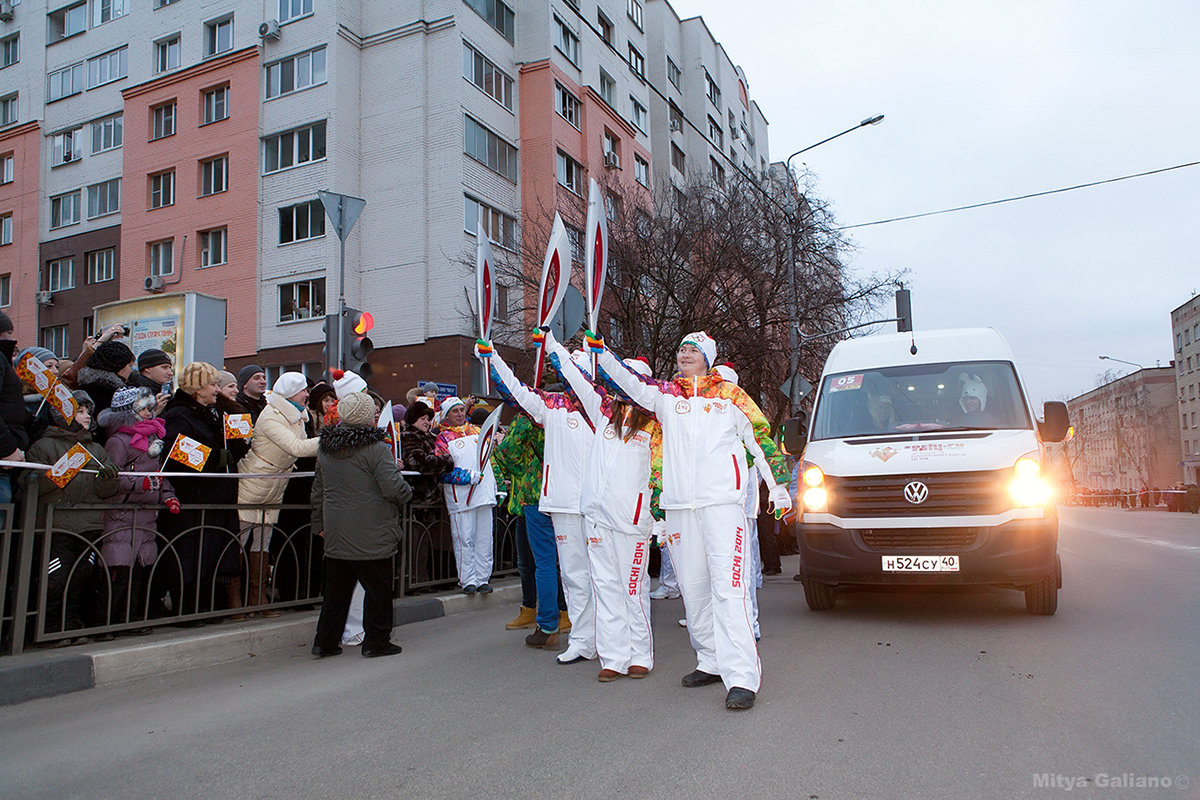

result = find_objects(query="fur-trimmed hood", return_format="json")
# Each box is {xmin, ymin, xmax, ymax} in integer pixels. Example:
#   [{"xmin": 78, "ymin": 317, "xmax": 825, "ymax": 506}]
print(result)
[
  {"xmin": 98, "ymin": 407, "xmax": 141, "ymax": 434},
  {"xmin": 319, "ymin": 424, "xmax": 387, "ymax": 457},
  {"xmin": 77, "ymin": 365, "xmax": 128, "ymax": 391}
]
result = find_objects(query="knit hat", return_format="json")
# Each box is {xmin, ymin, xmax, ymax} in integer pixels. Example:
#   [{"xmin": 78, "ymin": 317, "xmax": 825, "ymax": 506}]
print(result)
[
  {"xmin": 179, "ymin": 362, "xmax": 219, "ymax": 395},
  {"xmin": 624, "ymin": 357, "xmax": 653, "ymax": 378},
  {"xmin": 330, "ymin": 369, "xmax": 368, "ymax": 399},
  {"xmin": 440, "ymin": 396, "xmax": 465, "ymax": 416},
  {"xmin": 404, "ymin": 401, "xmax": 435, "ymax": 427},
  {"xmin": 419, "ymin": 381, "xmax": 440, "ymax": 397},
  {"xmin": 51, "ymin": 390, "xmax": 95, "ymax": 429},
  {"xmin": 392, "ymin": 404, "xmax": 406, "ymax": 423},
  {"xmin": 0, "ymin": 311, "xmax": 11, "ymax": 335},
  {"xmin": 680, "ymin": 331, "xmax": 717, "ymax": 367},
  {"xmin": 88, "ymin": 340, "xmax": 135, "ymax": 373},
  {"xmin": 959, "ymin": 373, "xmax": 987, "ymax": 412},
  {"xmin": 17, "ymin": 346, "xmax": 59, "ymax": 366},
  {"xmin": 237, "ymin": 364, "xmax": 265, "ymax": 390},
  {"xmin": 216, "ymin": 370, "xmax": 237, "ymax": 390},
  {"xmin": 715, "ymin": 363, "xmax": 739, "ymax": 385},
  {"xmin": 111, "ymin": 386, "xmax": 154, "ymax": 413},
  {"xmin": 272, "ymin": 371, "xmax": 308, "ymax": 399},
  {"xmin": 307, "ymin": 382, "xmax": 336, "ymax": 413},
  {"xmin": 338, "ymin": 392, "xmax": 376, "ymax": 426},
  {"xmin": 137, "ymin": 348, "xmax": 172, "ymax": 371}
]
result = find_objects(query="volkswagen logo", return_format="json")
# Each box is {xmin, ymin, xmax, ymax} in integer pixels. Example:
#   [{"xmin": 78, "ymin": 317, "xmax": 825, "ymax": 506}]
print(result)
[{"xmin": 904, "ymin": 481, "xmax": 929, "ymax": 505}]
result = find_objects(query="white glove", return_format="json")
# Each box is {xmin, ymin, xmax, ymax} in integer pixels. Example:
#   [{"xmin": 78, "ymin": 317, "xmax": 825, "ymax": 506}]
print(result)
[
  {"xmin": 470, "ymin": 469, "xmax": 483, "ymax": 485},
  {"xmin": 768, "ymin": 484, "xmax": 792, "ymax": 512}
]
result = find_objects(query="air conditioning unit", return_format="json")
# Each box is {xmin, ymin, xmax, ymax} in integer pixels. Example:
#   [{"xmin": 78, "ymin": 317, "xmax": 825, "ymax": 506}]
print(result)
[
  {"xmin": 0, "ymin": 1, "xmax": 14, "ymax": 22},
  {"xmin": 35, "ymin": 290, "xmax": 53, "ymax": 306},
  {"xmin": 258, "ymin": 19, "xmax": 280, "ymax": 40},
  {"xmin": 144, "ymin": 275, "xmax": 165, "ymax": 293},
  {"xmin": 668, "ymin": 119, "xmax": 682, "ymax": 132},
  {"xmin": 603, "ymin": 151, "xmax": 620, "ymax": 169},
  {"xmin": 730, "ymin": 127, "xmax": 740, "ymax": 140}
]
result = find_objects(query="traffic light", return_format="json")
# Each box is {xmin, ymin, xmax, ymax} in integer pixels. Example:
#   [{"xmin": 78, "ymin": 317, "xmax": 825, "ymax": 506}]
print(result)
[
  {"xmin": 322, "ymin": 313, "xmax": 338, "ymax": 374},
  {"xmin": 343, "ymin": 307, "xmax": 374, "ymax": 378},
  {"xmin": 895, "ymin": 288, "xmax": 913, "ymax": 333}
]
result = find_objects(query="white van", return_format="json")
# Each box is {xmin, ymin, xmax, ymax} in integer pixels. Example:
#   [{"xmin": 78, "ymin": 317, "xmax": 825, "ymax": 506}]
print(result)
[{"xmin": 787, "ymin": 328, "xmax": 1069, "ymax": 614}]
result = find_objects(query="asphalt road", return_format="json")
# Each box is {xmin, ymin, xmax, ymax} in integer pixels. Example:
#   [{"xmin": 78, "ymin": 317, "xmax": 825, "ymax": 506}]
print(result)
[{"xmin": 1, "ymin": 507, "xmax": 1197, "ymax": 799}]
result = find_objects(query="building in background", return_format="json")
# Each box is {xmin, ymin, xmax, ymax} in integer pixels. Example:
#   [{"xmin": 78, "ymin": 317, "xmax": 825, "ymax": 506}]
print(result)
[{"xmin": 1170, "ymin": 294, "xmax": 1200, "ymax": 484}]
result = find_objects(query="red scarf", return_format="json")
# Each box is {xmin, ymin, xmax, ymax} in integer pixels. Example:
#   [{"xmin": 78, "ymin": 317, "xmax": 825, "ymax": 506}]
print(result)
[{"xmin": 119, "ymin": 418, "xmax": 166, "ymax": 453}]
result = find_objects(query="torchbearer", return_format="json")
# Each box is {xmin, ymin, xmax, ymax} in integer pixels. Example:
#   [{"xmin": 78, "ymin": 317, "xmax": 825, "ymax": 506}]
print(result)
[{"xmin": 434, "ymin": 396, "xmax": 499, "ymax": 594}]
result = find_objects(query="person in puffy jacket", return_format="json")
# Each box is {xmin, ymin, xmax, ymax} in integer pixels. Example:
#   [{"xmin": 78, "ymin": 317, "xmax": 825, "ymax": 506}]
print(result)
[{"xmin": 434, "ymin": 396, "xmax": 499, "ymax": 595}]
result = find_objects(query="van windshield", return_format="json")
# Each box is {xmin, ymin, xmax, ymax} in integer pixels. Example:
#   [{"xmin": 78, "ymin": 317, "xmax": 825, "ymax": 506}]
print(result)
[{"xmin": 811, "ymin": 360, "xmax": 1032, "ymax": 440}]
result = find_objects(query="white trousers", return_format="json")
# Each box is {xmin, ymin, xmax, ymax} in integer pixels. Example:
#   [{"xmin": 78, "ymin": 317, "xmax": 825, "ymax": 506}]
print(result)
[
  {"xmin": 449, "ymin": 506, "xmax": 494, "ymax": 588},
  {"xmin": 550, "ymin": 512, "xmax": 595, "ymax": 657},
  {"xmin": 341, "ymin": 582, "xmax": 365, "ymax": 646},
  {"xmin": 666, "ymin": 505, "xmax": 761, "ymax": 692},
  {"xmin": 586, "ymin": 519, "xmax": 653, "ymax": 673}
]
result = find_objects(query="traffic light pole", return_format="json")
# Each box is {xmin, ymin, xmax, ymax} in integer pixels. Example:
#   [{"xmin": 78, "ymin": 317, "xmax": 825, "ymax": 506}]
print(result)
[
  {"xmin": 338, "ymin": 234, "xmax": 346, "ymax": 370},
  {"xmin": 317, "ymin": 191, "xmax": 367, "ymax": 372}
]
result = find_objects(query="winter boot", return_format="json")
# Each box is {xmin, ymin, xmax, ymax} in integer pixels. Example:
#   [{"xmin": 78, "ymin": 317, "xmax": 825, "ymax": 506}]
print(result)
[
  {"xmin": 505, "ymin": 606, "xmax": 538, "ymax": 630},
  {"xmin": 248, "ymin": 552, "xmax": 281, "ymax": 618},
  {"xmin": 558, "ymin": 610, "xmax": 572, "ymax": 634},
  {"xmin": 224, "ymin": 576, "xmax": 246, "ymax": 622}
]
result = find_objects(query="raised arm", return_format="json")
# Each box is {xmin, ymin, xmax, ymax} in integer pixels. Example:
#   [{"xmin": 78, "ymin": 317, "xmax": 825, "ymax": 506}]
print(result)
[
  {"xmin": 485, "ymin": 346, "xmax": 549, "ymax": 426},
  {"xmin": 544, "ymin": 331, "xmax": 604, "ymax": 427},
  {"xmin": 595, "ymin": 344, "xmax": 664, "ymax": 413}
]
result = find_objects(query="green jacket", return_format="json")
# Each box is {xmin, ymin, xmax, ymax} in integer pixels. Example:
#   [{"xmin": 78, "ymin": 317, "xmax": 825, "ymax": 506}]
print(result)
[
  {"xmin": 491, "ymin": 415, "xmax": 544, "ymax": 515},
  {"xmin": 26, "ymin": 425, "xmax": 120, "ymax": 534}
]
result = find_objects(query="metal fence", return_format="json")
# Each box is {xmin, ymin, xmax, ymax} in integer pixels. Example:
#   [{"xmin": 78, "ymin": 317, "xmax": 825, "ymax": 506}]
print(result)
[{"xmin": 0, "ymin": 481, "xmax": 518, "ymax": 656}]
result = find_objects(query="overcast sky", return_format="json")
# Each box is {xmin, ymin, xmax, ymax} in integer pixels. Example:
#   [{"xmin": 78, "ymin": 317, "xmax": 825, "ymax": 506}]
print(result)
[{"xmin": 677, "ymin": 0, "xmax": 1199, "ymax": 404}]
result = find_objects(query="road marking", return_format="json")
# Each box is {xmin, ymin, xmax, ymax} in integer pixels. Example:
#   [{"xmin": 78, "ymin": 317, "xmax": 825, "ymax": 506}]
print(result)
[{"xmin": 1072, "ymin": 524, "xmax": 1200, "ymax": 553}]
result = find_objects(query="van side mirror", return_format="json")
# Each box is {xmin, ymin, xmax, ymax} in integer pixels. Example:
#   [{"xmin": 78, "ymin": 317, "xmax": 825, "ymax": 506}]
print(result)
[
  {"xmin": 1039, "ymin": 401, "xmax": 1069, "ymax": 443},
  {"xmin": 782, "ymin": 413, "xmax": 808, "ymax": 455}
]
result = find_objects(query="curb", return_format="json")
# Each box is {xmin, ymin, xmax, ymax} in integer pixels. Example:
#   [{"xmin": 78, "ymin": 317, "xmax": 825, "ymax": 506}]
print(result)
[{"xmin": 0, "ymin": 582, "xmax": 521, "ymax": 707}]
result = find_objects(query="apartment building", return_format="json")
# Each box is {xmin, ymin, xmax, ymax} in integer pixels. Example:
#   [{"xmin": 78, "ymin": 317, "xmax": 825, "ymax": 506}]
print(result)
[{"xmin": 1170, "ymin": 294, "xmax": 1200, "ymax": 484}]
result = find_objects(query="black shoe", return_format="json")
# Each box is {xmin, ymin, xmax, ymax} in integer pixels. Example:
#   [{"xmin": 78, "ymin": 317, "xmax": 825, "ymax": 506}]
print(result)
[
  {"xmin": 477, "ymin": 583, "xmax": 493, "ymax": 594},
  {"xmin": 681, "ymin": 669, "xmax": 722, "ymax": 688},
  {"xmin": 725, "ymin": 687, "xmax": 756, "ymax": 709},
  {"xmin": 525, "ymin": 628, "xmax": 560, "ymax": 650},
  {"xmin": 764, "ymin": 567, "xmax": 782, "ymax": 576},
  {"xmin": 362, "ymin": 642, "xmax": 403, "ymax": 657},
  {"xmin": 462, "ymin": 585, "xmax": 477, "ymax": 595},
  {"xmin": 311, "ymin": 645, "xmax": 343, "ymax": 658}
]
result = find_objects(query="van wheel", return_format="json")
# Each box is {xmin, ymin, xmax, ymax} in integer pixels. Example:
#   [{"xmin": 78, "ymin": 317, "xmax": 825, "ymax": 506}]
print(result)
[
  {"xmin": 1024, "ymin": 578, "xmax": 1057, "ymax": 615},
  {"xmin": 802, "ymin": 579, "xmax": 836, "ymax": 611}
]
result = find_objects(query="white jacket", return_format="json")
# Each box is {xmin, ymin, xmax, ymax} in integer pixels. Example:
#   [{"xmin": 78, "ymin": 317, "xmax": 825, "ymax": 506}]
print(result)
[
  {"xmin": 237, "ymin": 391, "xmax": 319, "ymax": 524},
  {"xmin": 490, "ymin": 350, "xmax": 592, "ymax": 515},
  {"xmin": 436, "ymin": 425, "xmax": 497, "ymax": 513}
]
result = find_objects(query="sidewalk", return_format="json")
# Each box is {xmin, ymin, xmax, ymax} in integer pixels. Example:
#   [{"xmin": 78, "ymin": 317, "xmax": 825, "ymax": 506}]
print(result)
[{"xmin": 0, "ymin": 581, "xmax": 520, "ymax": 707}]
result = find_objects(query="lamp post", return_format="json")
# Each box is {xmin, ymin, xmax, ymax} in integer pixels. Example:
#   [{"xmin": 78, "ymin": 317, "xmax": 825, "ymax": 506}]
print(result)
[{"xmin": 1099, "ymin": 355, "xmax": 1153, "ymax": 488}]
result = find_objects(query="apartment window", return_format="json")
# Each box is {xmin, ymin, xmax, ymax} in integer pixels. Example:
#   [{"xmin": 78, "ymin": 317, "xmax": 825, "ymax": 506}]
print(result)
[
  {"xmin": 630, "ymin": 97, "xmax": 646, "ymax": 131},
  {"xmin": 152, "ymin": 102, "xmax": 176, "ymax": 139},
  {"xmin": 627, "ymin": 43, "xmax": 644, "ymax": 78},
  {"xmin": 88, "ymin": 47, "xmax": 128, "ymax": 88},
  {"xmin": 279, "ymin": 199, "xmax": 325, "ymax": 244},
  {"xmin": 200, "ymin": 228, "xmax": 227, "ymax": 267},
  {"xmin": 48, "ymin": 2, "xmax": 87, "ymax": 40},
  {"xmin": 149, "ymin": 240, "xmax": 173, "ymax": 276},
  {"xmin": 265, "ymin": 47, "xmax": 327, "ymax": 99},
  {"xmin": 462, "ymin": 42, "xmax": 514, "ymax": 111},
  {"xmin": 1, "ymin": 34, "xmax": 18, "ymax": 68},
  {"xmin": 92, "ymin": 0, "xmax": 128, "ymax": 26},
  {"xmin": 668, "ymin": 101, "xmax": 683, "ymax": 132},
  {"xmin": 565, "ymin": 224, "xmax": 582, "ymax": 265},
  {"xmin": 149, "ymin": 170, "xmax": 174, "ymax": 208},
  {"xmin": 599, "ymin": 69, "xmax": 615, "ymax": 105},
  {"xmin": 279, "ymin": 0, "xmax": 313, "ymax": 23},
  {"xmin": 634, "ymin": 154, "xmax": 649, "ymax": 187},
  {"xmin": 555, "ymin": 17, "xmax": 579, "ymax": 65},
  {"xmin": 464, "ymin": 116, "xmax": 518, "ymax": 182},
  {"xmin": 1, "ymin": 153, "xmax": 11, "ymax": 183},
  {"xmin": 670, "ymin": 143, "xmax": 685, "ymax": 173},
  {"xmin": 708, "ymin": 116, "xmax": 723, "ymax": 149},
  {"xmin": 279, "ymin": 278, "xmax": 325, "ymax": 322},
  {"xmin": 597, "ymin": 11, "xmax": 613, "ymax": 44},
  {"xmin": 556, "ymin": 82, "xmax": 580, "ymax": 128},
  {"xmin": 201, "ymin": 85, "xmax": 229, "ymax": 124},
  {"xmin": 462, "ymin": 0, "xmax": 515, "ymax": 44},
  {"xmin": 200, "ymin": 156, "xmax": 228, "ymax": 195},
  {"xmin": 667, "ymin": 57, "xmax": 681, "ymax": 90},
  {"xmin": 706, "ymin": 71, "xmax": 721, "ymax": 107},
  {"xmin": 0, "ymin": 214, "xmax": 10, "ymax": 245},
  {"xmin": 627, "ymin": 0, "xmax": 643, "ymax": 30},
  {"xmin": 710, "ymin": 156, "xmax": 725, "ymax": 184},
  {"xmin": 82, "ymin": 316, "xmax": 95, "ymax": 339},
  {"xmin": 605, "ymin": 191, "xmax": 621, "ymax": 222},
  {"xmin": 50, "ymin": 191, "xmax": 81, "ymax": 229},
  {"xmin": 91, "ymin": 114, "xmax": 122, "ymax": 153},
  {"xmin": 52, "ymin": 127, "xmax": 83, "ymax": 165},
  {"xmin": 263, "ymin": 120, "xmax": 326, "ymax": 173},
  {"xmin": 0, "ymin": 274, "xmax": 8, "ymax": 306},
  {"xmin": 556, "ymin": 150, "xmax": 582, "ymax": 195},
  {"xmin": 205, "ymin": 16, "xmax": 233, "ymax": 57},
  {"xmin": 48, "ymin": 63, "xmax": 84, "ymax": 102},
  {"xmin": 41, "ymin": 326, "xmax": 70, "ymax": 359},
  {"xmin": 464, "ymin": 195, "xmax": 517, "ymax": 250},
  {"xmin": 0, "ymin": 94, "xmax": 16, "ymax": 126},
  {"xmin": 155, "ymin": 35, "xmax": 180, "ymax": 73},
  {"xmin": 87, "ymin": 248, "xmax": 115, "ymax": 283},
  {"xmin": 604, "ymin": 131, "xmax": 620, "ymax": 160},
  {"xmin": 47, "ymin": 257, "xmax": 75, "ymax": 291},
  {"xmin": 156, "ymin": 0, "xmax": 181, "ymax": 6},
  {"xmin": 496, "ymin": 285, "xmax": 509, "ymax": 322},
  {"xmin": 86, "ymin": 177, "xmax": 120, "ymax": 217}
]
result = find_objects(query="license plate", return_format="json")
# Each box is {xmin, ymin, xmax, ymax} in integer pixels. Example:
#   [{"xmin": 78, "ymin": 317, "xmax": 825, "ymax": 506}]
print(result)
[{"xmin": 881, "ymin": 555, "xmax": 960, "ymax": 572}]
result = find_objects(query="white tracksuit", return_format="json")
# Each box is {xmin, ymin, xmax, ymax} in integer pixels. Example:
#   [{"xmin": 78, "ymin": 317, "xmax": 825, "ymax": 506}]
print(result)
[
  {"xmin": 437, "ymin": 425, "xmax": 498, "ymax": 589},
  {"xmin": 548, "ymin": 337, "xmax": 654, "ymax": 674},
  {"xmin": 599, "ymin": 349, "xmax": 785, "ymax": 692},
  {"xmin": 491, "ymin": 352, "xmax": 596, "ymax": 658}
]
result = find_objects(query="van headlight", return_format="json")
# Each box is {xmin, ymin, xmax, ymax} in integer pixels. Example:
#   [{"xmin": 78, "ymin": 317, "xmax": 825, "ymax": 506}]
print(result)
[
  {"xmin": 1009, "ymin": 454, "xmax": 1053, "ymax": 507},
  {"xmin": 801, "ymin": 463, "xmax": 827, "ymax": 512}
]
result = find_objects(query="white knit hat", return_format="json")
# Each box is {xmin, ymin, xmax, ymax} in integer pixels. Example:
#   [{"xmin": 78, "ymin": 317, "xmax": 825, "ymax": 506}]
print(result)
[
  {"xmin": 331, "ymin": 369, "xmax": 368, "ymax": 399},
  {"xmin": 440, "ymin": 396, "xmax": 465, "ymax": 416},
  {"xmin": 680, "ymin": 331, "xmax": 717, "ymax": 367},
  {"xmin": 272, "ymin": 371, "xmax": 308, "ymax": 399},
  {"xmin": 714, "ymin": 364, "xmax": 739, "ymax": 385}
]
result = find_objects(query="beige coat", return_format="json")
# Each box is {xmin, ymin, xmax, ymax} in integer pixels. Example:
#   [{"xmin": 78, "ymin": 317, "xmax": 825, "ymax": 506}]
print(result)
[{"xmin": 238, "ymin": 391, "xmax": 320, "ymax": 525}]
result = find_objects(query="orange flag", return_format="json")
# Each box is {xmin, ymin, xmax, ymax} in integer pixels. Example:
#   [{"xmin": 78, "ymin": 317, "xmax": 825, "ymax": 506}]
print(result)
[
  {"xmin": 223, "ymin": 413, "xmax": 253, "ymax": 440},
  {"xmin": 17, "ymin": 353, "xmax": 78, "ymax": 420},
  {"xmin": 46, "ymin": 443, "xmax": 93, "ymax": 489},
  {"xmin": 167, "ymin": 434, "xmax": 212, "ymax": 471}
]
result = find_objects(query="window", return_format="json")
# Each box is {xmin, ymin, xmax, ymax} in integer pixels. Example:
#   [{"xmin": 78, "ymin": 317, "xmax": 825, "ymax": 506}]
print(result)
[
  {"xmin": 50, "ymin": 191, "xmax": 81, "ymax": 228},
  {"xmin": 279, "ymin": 0, "xmax": 313, "ymax": 23},
  {"xmin": 605, "ymin": 191, "xmax": 621, "ymax": 222},
  {"xmin": 464, "ymin": 115, "xmax": 518, "ymax": 182},
  {"xmin": 149, "ymin": 240, "xmax": 173, "ymax": 276},
  {"xmin": 279, "ymin": 278, "xmax": 325, "ymax": 322},
  {"xmin": 708, "ymin": 116, "xmax": 722, "ymax": 148},
  {"xmin": 52, "ymin": 127, "xmax": 83, "ymax": 165},
  {"xmin": 1, "ymin": 153, "xmax": 11, "ymax": 183},
  {"xmin": 201, "ymin": 85, "xmax": 229, "ymax": 124},
  {"xmin": 156, "ymin": 0, "xmax": 181, "ymax": 6},
  {"xmin": 48, "ymin": 2, "xmax": 87, "ymax": 40},
  {"xmin": 599, "ymin": 69, "xmax": 615, "ymax": 105},
  {"xmin": 152, "ymin": 102, "xmax": 176, "ymax": 139},
  {"xmin": 155, "ymin": 35, "xmax": 180, "ymax": 73},
  {"xmin": 597, "ymin": 11, "xmax": 613, "ymax": 44},
  {"xmin": 627, "ymin": 0, "xmax": 643, "ymax": 30},
  {"xmin": 265, "ymin": 47, "xmax": 327, "ymax": 98},
  {"xmin": 92, "ymin": 0, "xmax": 128, "ymax": 27},
  {"xmin": 634, "ymin": 154, "xmax": 649, "ymax": 187},
  {"xmin": 555, "ymin": 17, "xmax": 579, "ymax": 65},
  {"xmin": 86, "ymin": 177, "xmax": 120, "ymax": 217},
  {"xmin": 82, "ymin": 316, "xmax": 95, "ymax": 339},
  {"xmin": 604, "ymin": 130, "xmax": 620, "ymax": 160},
  {"xmin": 627, "ymin": 43, "xmax": 644, "ymax": 78},
  {"xmin": 670, "ymin": 143, "xmax": 685, "ymax": 173},
  {"xmin": 464, "ymin": 195, "xmax": 517, "ymax": 250},
  {"xmin": 630, "ymin": 96, "xmax": 646, "ymax": 131},
  {"xmin": 710, "ymin": 156, "xmax": 724, "ymax": 184},
  {"xmin": 463, "ymin": 0, "xmax": 514, "ymax": 43},
  {"xmin": 0, "ymin": 94, "xmax": 15, "ymax": 126},
  {"xmin": 200, "ymin": 228, "xmax": 227, "ymax": 267},
  {"xmin": 48, "ymin": 63, "xmax": 84, "ymax": 102},
  {"xmin": 88, "ymin": 47, "xmax": 128, "ymax": 87},
  {"xmin": 667, "ymin": 57, "xmax": 681, "ymax": 90},
  {"xmin": 41, "ymin": 326, "xmax": 70, "ymax": 359},
  {"xmin": 1, "ymin": 34, "xmax": 18, "ymax": 68},
  {"xmin": 47, "ymin": 257, "xmax": 75, "ymax": 291},
  {"xmin": 462, "ymin": 42, "xmax": 514, "ymax": 111},
  {"xmin": 0, "ymin": 214, "xmax": 10, "ymax": 245},
  {"xmin": 263, "ymin": 120, "xmax": 326, "ymax": 173},
  {"xmin": 0, "ymin": 274, "xmax": 8, "ymax": 306},
  {"xmin": 556, "ymin": 150, "xmax": 582, "ymax": 195},
  {"xmin": 565, "ymin": 224, "xmax": 585, "ymax": 265},
  {"xmin": 149, "ymin": 170, "xmax": 174, "ymax": 208},
  {"xmin": 668, "ymin": 101, "xmax": 683, "ymax": 132},
  {"xmin": 496, "ymin": 285, "xmax": 509, "ymax": 322},
  {"xmin": 706, "ymin": 71, "xmax": 721, "ymax": 107},
  {"xmin": 87, "ymin": 248, "xmax": 115, "ymax": 282},
  {"xmin": 556, "ymin": 82, "xmax": 580, "ymax": 128},
  {"xmin": 200, "ymin": 156, "xmax": 227, "ymax": 195},
  {"xmin": 205, "ymin": 16, "xmax": 233, "ymax": 57},
  {"xmin": 279, "ymin": 199, "xmax": 325, "ymax": 244},
  {"xmin": 91, "ymin": 114, "xmax": 122, "ymax": 153}
]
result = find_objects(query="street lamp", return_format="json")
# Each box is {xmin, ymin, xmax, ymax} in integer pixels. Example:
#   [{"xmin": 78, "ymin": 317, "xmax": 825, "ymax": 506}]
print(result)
[{"xmin": 1099, "ymin": 355, "xmax": 1153, "ymax": 489}]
